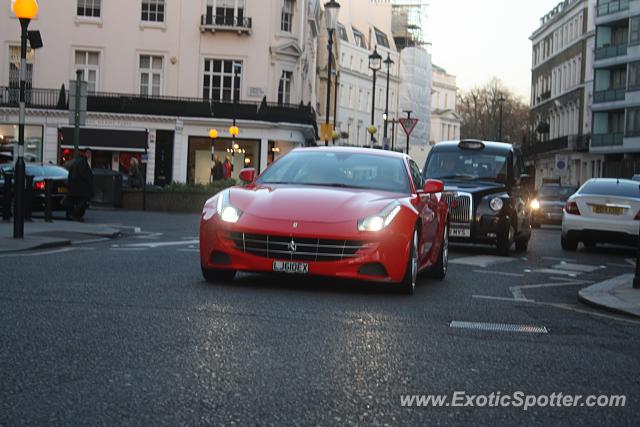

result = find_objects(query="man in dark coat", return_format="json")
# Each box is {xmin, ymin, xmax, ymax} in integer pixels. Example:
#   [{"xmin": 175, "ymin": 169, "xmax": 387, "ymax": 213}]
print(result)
[{"xmin": 65, "ymin": 150, "xmax": 93, "ymax": 220}]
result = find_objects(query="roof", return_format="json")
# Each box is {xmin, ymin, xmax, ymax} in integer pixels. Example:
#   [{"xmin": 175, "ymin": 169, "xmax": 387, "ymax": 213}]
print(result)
[
  {"xmin": 432, "ymin": 140, "xmax": 514, "ymax": 152},
  {"xmin": 294, "ymin": 146, "xmax": 408, "ymax": 160}
]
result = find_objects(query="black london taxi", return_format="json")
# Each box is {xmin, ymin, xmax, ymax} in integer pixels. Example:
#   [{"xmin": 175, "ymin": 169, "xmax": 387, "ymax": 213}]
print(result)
[{"xmin": 422, "ymin": 140, "xmax": 533, "ymax": 256}]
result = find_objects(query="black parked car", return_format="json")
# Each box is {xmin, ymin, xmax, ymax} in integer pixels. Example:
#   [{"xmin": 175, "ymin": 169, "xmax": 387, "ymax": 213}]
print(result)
[
  {"xmin": 530, "ymin": 184, "xmax": 578, "ymax": 227},
  {"xmin": 0, "ymin": 163, "xmax": 70, "ymax": 211},
  {"xmin": 423, "ymin": 140, "xmax": 533, "ymax": 255}
]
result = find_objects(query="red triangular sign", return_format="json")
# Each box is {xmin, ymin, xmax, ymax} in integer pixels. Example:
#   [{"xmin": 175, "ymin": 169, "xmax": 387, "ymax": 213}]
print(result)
[{"xmin": 399, "ymin": 118, "xmax": 419, "ymax": 136}]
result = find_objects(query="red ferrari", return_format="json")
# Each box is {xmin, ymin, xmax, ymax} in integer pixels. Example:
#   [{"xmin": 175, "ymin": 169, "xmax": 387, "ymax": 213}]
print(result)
[{"xmin": 200, "ymin": 147, "xmax": 449, "ymax": 294}]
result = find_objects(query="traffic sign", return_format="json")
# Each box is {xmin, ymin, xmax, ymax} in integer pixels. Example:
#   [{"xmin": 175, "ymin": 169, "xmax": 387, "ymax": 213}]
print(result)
[{"xmin": 399, "ymin": 118, "xmax": 419, "ymax": 136}]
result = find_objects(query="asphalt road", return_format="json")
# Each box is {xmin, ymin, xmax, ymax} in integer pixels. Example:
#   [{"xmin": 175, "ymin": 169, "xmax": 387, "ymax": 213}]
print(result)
[{"xmin": 1, "ymin": 209, "xmax": 639, "ymax": 425}]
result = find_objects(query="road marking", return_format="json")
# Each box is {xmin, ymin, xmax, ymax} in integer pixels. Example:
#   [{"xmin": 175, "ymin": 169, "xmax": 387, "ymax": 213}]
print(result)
[
  {"xmin": 626, "ymin": 258, "xmax": 636, "ymax": 266},
  {"xmin": 120, "ymin": 240, "xmax": 199, "ymax": 249},
  {"xmin": 607, "ymin": 263, "xmax": 634, "ymax": 268},
  {"xmin": 472, "ymin": 294, "xmax": 640, "ymax": 325},
  {"xmin": 177, "ymin": 249, "xmax": 200, "ymax": 252},
  {"xmin": 450, "ymin": 255, "xmax": 516, "ymax": 268},
  {"xmin": 72, "ymin": 237, "xmax": 111, "ymax": 245},
  {"xmin": 552, "ymin": 263, "xmax": 603, "ymax": 273},
  {"xmin": 0, "ymin": 247, "xmax": 75, "ymax": 258},
  {"xmin": 472, "ymin": 270, "xmax": 524, "ymax": 277},
  {"xmin": 133, "ymin": 232, "xmax": 163, "ymax": 240},
  {"xmin": 543, "ymin": 256, "xmax": 576, "ymax": 262},
  {"xmin": 110, "ymin": 247, "xmax": 148, "ymax": 251},
  {"xmin": 532, "ymin": 268, "xmax": 578, "ymax": 277}
]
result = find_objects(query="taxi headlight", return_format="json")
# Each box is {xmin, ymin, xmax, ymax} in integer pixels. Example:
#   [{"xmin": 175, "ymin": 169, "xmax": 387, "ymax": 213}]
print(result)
[{"xmin": 489, "ymin": 197, "xmax": 504, "ymax": 212}]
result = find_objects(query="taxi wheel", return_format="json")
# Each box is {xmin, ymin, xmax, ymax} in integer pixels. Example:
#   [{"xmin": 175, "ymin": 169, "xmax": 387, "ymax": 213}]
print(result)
[
  {"xmin": 202, "ymin": 267, "xmax": 236, "ymax": 283},
  {"xmin": 497, "ymin": 225, "xmax": 513, "ymax": 257}
]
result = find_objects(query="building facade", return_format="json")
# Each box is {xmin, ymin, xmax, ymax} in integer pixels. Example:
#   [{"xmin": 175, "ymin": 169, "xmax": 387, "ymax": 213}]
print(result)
[
  {"xmin": 0, "ymin": 0, "xmax": 319, "ymax": 184},
  {"xmin": 591, "ymin": 0, "xmax": 640, "ymax": 177},
  {"xmin": 528, "ymin": 0, "xmax": 603, "ymax": 188},
  {"xmin": 430, "ymin": 64, "xmax": 461, "ymax": 144}
]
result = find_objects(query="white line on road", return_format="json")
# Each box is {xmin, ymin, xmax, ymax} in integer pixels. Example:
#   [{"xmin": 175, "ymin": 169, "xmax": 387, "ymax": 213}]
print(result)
[
  {"xmin": 607, "ymin": 263, "xmax": 634, "ymax": 268},
  {"xmin": 177, "ymin": 249, "xmax": 200, "ymax": 252},
  {"xmin": 552, "ymin": 263, "xmax": 603, "ymax": 273},
  {"xmin": 121, "ymin": 240, "xmax": 199, "ymax": 249},
  {"xmin": 472, "ymin": 270, "xmax": 524, "ymax": 277},
  {"xmin": 110, "ymin": 247, "xmax": 148, "ymax": 251},
  {"xmin": 0, "ymin": 247, "xmax": 75, "ymax": 258},
  {"xmin": 543, "ymin": 256, "xmax": 577, "ymax": 262},
  {"xmin": 532, "ymin": 269, "xmax": 579, "ymax": 277}
]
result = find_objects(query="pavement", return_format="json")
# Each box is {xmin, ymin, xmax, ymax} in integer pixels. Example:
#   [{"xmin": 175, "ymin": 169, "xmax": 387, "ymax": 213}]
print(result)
[
  {"xmin": 579, "ymin": 273, "xmax": 640, "ymax": 318},
  {"xmin": 0, "ymin": 215, "xmax": 121, "ymax": 253}
]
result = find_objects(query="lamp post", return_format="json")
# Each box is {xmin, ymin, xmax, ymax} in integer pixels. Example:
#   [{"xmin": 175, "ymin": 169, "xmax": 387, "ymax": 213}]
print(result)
[
  {"xmin": 324, "ymin": 0, "xmax": 340, "ymax": 146},
  {"xmin": 498, "ymin": 95, "xmax": 506, "ymax": 141},
  {"xmin": 12, "ymin": 0, "xmax": 39, "ymax": 239},
  {"xmin": 383, "ymin": 53, "xmax": 394, "ymax": 149},
  {"xmin": 333, "ymin": 69, "xmax": 339, "ymax": 143},
  {"xmin": 368, "ymin": 47, "xmax": 382, "ymax": 148}
]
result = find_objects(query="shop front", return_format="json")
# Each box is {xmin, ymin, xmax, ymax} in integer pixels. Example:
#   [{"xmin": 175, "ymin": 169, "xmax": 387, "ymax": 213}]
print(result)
[{"xmin": 187, "ymin": 136, "xmax": 260, "ymax": 184}]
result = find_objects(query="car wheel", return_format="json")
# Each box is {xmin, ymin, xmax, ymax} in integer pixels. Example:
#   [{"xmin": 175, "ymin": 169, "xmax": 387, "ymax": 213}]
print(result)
[
  {"xmin": 497, "ymin": 225, "xmax": 513, "ymax": 257},
  {"xmin": 201, "ymin": 266, "xmax": 236, "ymax": 283},
  {"xmin": 561, "ymin": 234, "xmax": 578, "ymax": 251},
  {"xmin": 399, "ymin": 229, "xmax": 419, "ymax": 295},
  {"xmin": 428, "ymin": 224, "xmax": 449, "ymax": 280}
]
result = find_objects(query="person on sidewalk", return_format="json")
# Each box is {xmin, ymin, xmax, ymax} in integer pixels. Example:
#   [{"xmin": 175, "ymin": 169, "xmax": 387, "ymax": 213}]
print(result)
[
  {"xmin": 223, "ymin": 156, "xmax": 233, "ymax": 180},
  {"xmin": 129, "ymin": 157, "xmax": 143, "ymax": 188},
  {"xmin": 64, "ymin": 150, "xmax": 93, "ymax": 221}
]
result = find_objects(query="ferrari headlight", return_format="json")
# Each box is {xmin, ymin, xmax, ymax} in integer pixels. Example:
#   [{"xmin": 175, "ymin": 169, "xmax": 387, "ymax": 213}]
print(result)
[
  {"xmin": 531, "ymin": 199, "xmax": 540, "ymax": 210},
  {"xmin": 489, "ymin": 197, "xmax": 504, "ymax": 212},
  {"xmin": 358, "ymin": 202, "xmax": 402, "ymax": 232},
  {"xmin": 216, "ymin": 190, "xmax": 243, "ymax": 223}
]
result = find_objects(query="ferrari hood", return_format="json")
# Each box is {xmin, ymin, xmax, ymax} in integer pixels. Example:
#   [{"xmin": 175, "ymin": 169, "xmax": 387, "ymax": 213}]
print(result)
[{"xmin": 228, "ymin": 185, "xmax": 404, "ymax": 223}]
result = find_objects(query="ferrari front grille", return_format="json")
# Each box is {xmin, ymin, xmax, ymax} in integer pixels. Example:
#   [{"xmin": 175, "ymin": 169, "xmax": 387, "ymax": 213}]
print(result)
[
  {"xmin": 230, "ymin": 232, "xmax": 366, "ymax": 262},
  {"xmin": 443, "ymin": 192, "xmax": 473, "ymax": 224}
]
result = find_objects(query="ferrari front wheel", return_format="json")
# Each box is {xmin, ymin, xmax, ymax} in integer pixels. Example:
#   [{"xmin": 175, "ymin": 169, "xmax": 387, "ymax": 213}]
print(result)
[
  {"xmin": 201, "ymin": 266, "xmax": 236, "ymax": 283},
  {"xmin": 399, "ymin": 229, "xmax": 419, "ymax": 295},
  {"xmin": 428, "ymin": 224, "xmax": 448, "ymax": 280}
]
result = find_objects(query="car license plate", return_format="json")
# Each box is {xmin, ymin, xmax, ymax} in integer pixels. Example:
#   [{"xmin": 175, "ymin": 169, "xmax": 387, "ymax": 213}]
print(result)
[
  {"xmin": 273, "ymin": 261, "xmax": 309, "ymax": 274},
  {"xmin": 592, "ymin": 205, "xmax": 623, "ymax": 215},
  {"xmin": 450, "ymin": 226, "xmax": 471, "ymax": 238},
  {"xmin": 58, "ymin": 186, "xmax": 68, "ymax": 193}
]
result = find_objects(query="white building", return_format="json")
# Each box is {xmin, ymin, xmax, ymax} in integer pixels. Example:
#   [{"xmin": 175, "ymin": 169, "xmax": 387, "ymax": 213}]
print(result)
[
  {"xmin": 528, "ymin": 0, "xmax": 602, "ymax": 188},
  {"xmin": 430, "ymin": 64, "xmax": 461, "ymax": 144},
  {"xmin": 0, "ymin": 0, "xmax": 320, "ymax": 184}
]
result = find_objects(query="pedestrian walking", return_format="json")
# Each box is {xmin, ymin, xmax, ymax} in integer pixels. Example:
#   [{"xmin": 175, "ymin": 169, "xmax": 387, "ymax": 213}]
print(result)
[
  {"xmin": 212, "ymin": 155, "xmax": 224, "ymax": 182},
  {"xmin": 64, "ymin": 150, "xmax": 93, "ymax": 221},
  {"xmin": 223, "ymin": 156, "xmax": 233, "ymax": 180},
  {"xmin": 129, "ymin": 157, "xmax": 143, "ymax": 188}
]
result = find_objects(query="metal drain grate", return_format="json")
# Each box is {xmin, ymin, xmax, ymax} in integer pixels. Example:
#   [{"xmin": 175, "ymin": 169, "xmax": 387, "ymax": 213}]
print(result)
[{"xmin": 449, "ymin": 321, "xmax": 548, "ymax": 334}]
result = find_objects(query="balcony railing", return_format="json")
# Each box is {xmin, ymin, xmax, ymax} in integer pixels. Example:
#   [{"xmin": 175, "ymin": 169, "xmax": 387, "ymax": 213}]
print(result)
[
  {"xmin": 591, "ymin": 133, "xmax": 624, "ymax": 147},
  {"xmin": 0, "ymin": 86, "xmax": 317, "ymax": 127},
  {"xmin": 597, "ymin": 0, "xmax": 630, "ymax": 17},
  {"xmin": 200, "ymin": 14, "xmax": 252, "ymax": 33},
  {"xmin": 595, "ymin": 43, "xmax": 628, "ymax": 60},
  {"xmin": 521, "ymin": 136, "xmax": 569, "ymax": 157},
  {"xmin": 593, "ymin": 88, "xmax": 626, "ymax": 103}
]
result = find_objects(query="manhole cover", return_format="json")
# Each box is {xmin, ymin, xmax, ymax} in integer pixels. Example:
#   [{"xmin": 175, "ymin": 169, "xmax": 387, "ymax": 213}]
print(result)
[{"xmin": 449, "ymin": 321, "xmax": 548, "ymax": 334}]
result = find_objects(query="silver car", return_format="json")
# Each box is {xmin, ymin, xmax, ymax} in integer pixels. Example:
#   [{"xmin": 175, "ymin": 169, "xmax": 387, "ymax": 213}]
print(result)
[{"xmin": 561, "ymin": 178, "xmax": 640, "ymax": 250}]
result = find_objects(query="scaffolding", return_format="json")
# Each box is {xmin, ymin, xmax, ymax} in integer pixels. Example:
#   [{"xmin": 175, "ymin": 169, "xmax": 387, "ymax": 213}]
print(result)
[{"xmin": 391, "ymin": 0, "xmax": 428, "ymax": 50}]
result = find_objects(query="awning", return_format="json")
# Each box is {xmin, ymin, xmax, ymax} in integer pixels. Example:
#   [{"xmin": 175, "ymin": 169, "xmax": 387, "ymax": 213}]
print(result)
[{"xmin": 59, "ymin": 127, "xmax": 148, "ymax": 152}]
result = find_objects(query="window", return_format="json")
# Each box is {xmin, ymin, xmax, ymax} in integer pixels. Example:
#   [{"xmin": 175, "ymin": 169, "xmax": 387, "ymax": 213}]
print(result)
[
  {"xmin": 374, "ymin": 28, "xmax": 389, "ymax": 48},
  {"xmin": 203, "ymin": 59, "xmax": 242, "ymax": 102},
  {"xmin": 142, "ymin": 0, "xmax": 165, "ymax": 23},
  {"xmin": 75, "ymin": 50, "xmax": 100, "ymax": 92},
  {"xmin": 281, "ymin": 0, "xmax": 294, "ymax": 32},
  {"xmin": 8, "ymin": 46, "xmax": 34, "ymax": 91},
  {"xmin": 206, "ymin": 0, "xmax": 245, "ymax": 26},
  {"xmin": 337, "ymin": 24, "xmax": 349, "ymax": 42},
  {"xmin": 139, "ymin": 55, "xmax": 163, "ymax": 96},
  {"xmin": 631, "ymin": 16, "xmax": 640, "ymax": 45},
  {"xmin": 278, "ymin": 71, "xmax": 292, "ymax": 104},
  {"xmin": 352, "ymin": 28, "xmax": 367, "ymax": 49},
  {"xmin": 77, "ymin": 0, "xmax": 101, "ymax": 18},
  {"xmin": 627, "ymin": 108, "xmax": 640, "ymax": 136},
  {"xmin": 628, "ymin": 62, "xmax": 640, "ymax": 90}
]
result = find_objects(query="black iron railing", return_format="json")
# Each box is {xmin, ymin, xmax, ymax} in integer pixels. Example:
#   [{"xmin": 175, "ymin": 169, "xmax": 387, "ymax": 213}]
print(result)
[
  {"xmin": 0, "ymin": 86, "xmax": 316, "ymax": 126},
  {"xmin": 201, "ymin": 14, "xmax": 252, "ymax": 30},
  {"xmin": 597, "ymin": 0, "xmax": 629, "ymax": 17},
  {"xmin": 521, "ymin": 136, "xmax": 569, "ymax": 157}
]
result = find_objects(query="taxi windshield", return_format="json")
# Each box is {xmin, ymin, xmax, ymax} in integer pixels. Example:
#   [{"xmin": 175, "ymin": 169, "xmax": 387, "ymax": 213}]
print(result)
[{"xmin": 426, "ymin": 152, "xmax": 509, "ymax": 183}]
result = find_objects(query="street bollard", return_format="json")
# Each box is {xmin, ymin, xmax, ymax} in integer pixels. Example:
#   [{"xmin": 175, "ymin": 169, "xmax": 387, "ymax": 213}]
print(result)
[
  {"xmin": 44, "ymin": 179, "xmax": 53, "ymax": 223},
  {"xmin": 2, "ymin": 172, "xmax": 12, "ymax": 221},
  {"xmin": 634, "ymin": 224, "xmax": 640, "ymax": 289},
  {"xmin": 24, "ymin": 175, "xmax": 33, "ymax": 221}
]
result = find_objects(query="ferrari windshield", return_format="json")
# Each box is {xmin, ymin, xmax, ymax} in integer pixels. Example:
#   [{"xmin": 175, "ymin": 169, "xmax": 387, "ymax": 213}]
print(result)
[
  {"xmin": 257, "ymin": 150, "xmax": 411, "ymax": 193},
  {"xmin": 425, "ymin": 152, "xmax": 509, "ymax": 182}
]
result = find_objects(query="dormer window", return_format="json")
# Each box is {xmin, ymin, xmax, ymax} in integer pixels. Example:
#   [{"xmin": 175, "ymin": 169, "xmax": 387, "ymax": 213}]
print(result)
[
  {"xmin": 352, "ymin": 27, "xmax": 367, "ymax": 49},
  {"xmin": 337, "ymin": 23, "xmax": 349, "ymax": 42},
  {"xmin": 374, "ymin": 27, "xmax": 389, "ymax": 48}
]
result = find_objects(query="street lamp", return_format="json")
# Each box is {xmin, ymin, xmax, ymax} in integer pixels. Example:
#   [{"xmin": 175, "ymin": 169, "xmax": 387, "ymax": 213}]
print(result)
[
  {"xmin": 383, "ymin": 53, "xmax": 394, "ymax": 149},
  {"xmin": 12, "ymin": 0, "xmax": 39, "ymax": 239},
  {"xmin": 324, "ymin": 0, "xmax": 340, "ymax": 146},
  {"xmin": 368, "ymin": 47, "xmax": 382, "ymax": 148},
  {"xmin": 498, "ymin": 95, "xmax": 506, "ymax": 141}
]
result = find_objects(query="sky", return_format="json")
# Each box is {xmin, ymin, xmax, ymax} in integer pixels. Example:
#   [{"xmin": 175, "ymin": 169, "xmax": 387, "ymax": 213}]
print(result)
[{"xmin": 425, "ymin": 0, "xmax": 563, "ymax": 101}]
